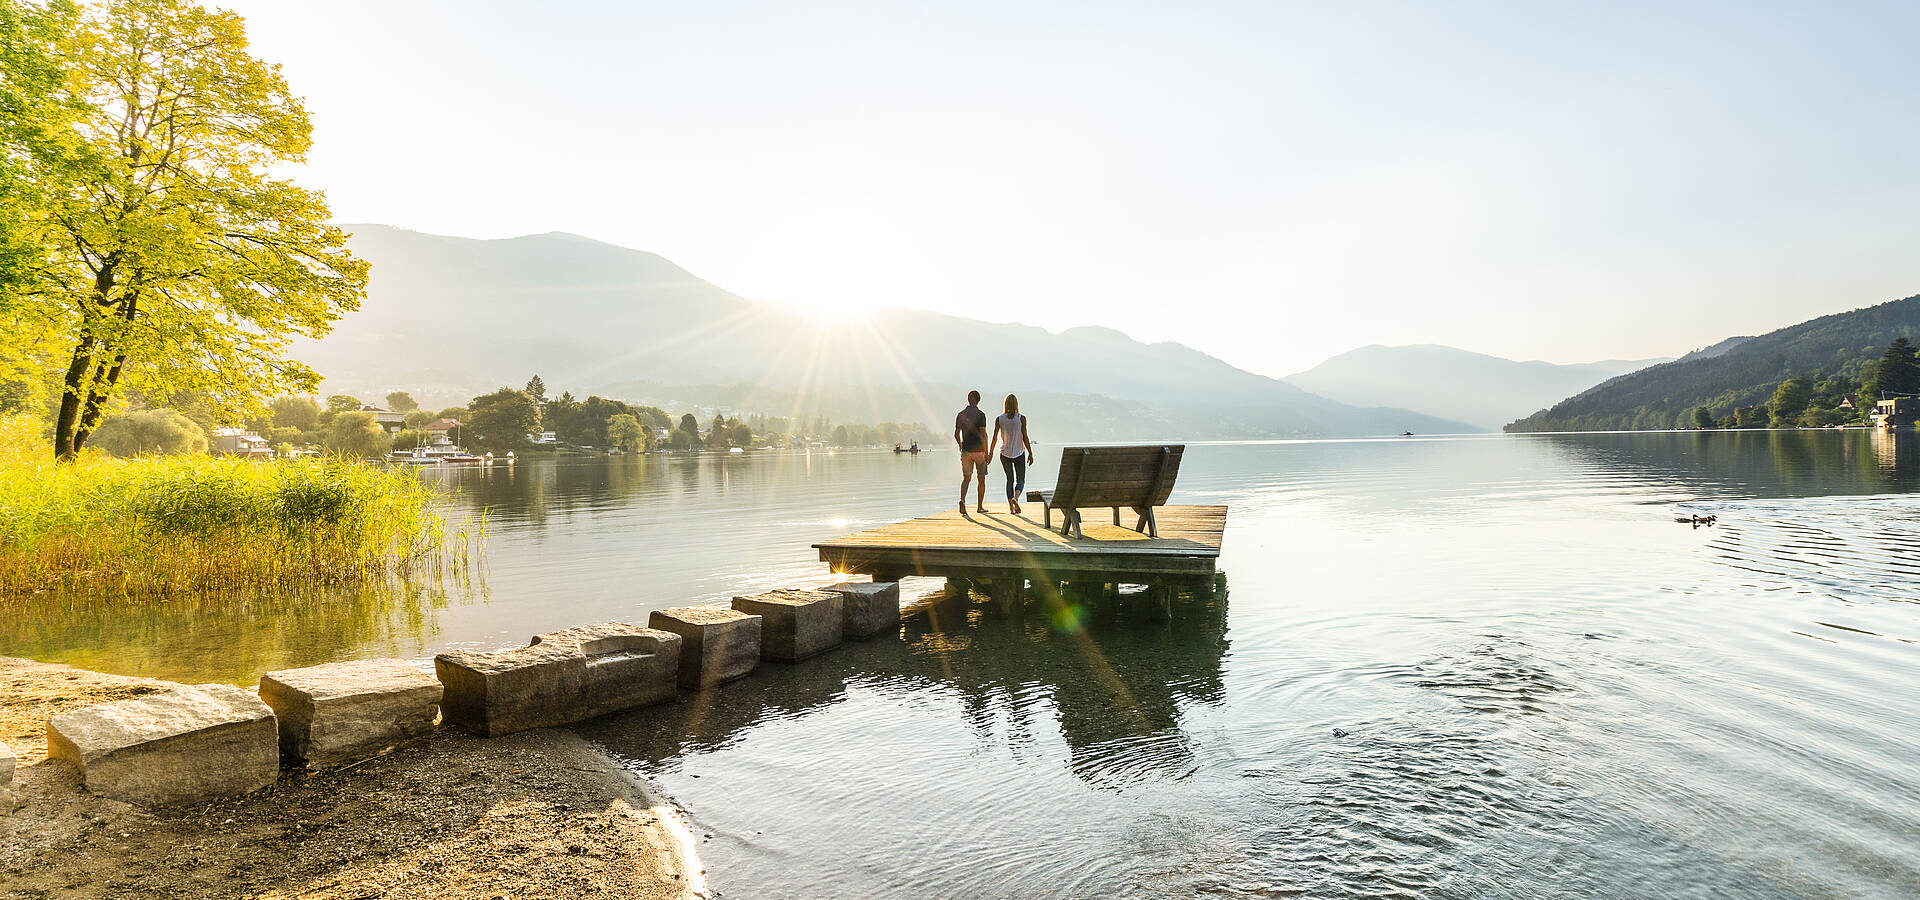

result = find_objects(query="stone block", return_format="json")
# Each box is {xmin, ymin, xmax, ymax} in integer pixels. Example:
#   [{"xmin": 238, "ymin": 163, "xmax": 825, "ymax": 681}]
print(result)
[
  {"xmin": 46, "ymin": 684, "xmax": 277, "ymax": 807},
  {"xmin": 648, "ymin": 607, "xmax": 762, "ymax": 690},
  {"xmin": 732, "ymin": 589, "xmax": 843, "ymax": 661},
  {"xmin": 0, "ymin": 739, "xmax": 17, "ymax": 813},
  {"xmin": 825, "ymin": 581, "xmax": 902, "ymax": 640},
  {"xmin": 435, "ymin": 623, "xmax": 680, "ymax": 736},
  {"xmin": 259, "ymin": 659, "xmax": 442, "ymax": 769}
]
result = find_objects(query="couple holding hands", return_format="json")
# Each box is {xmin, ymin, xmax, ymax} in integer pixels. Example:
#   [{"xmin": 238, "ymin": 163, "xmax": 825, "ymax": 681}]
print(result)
[{"xmin": 954, "ymin": 389, "xmax": 1035, "ymax": 517}]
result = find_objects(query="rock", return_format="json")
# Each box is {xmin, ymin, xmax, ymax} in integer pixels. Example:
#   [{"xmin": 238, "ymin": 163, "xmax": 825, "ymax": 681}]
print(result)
[
  {"xmin": 435, "ymin": 623, "xmax": 681, "ymax": 736},
  {"xmin": 259, "ymin": 659, "xmax": 442, "ymax": 769},
  {"xmin": 647, "ymin": 607, "xmax": 762, "ymax": 690},
  {"xmin": 45, "ymin": 684, "xmax": 277, "ymax": 807},
  {"xmin": 823, "ymin": 581, "xmax": 902, "ymax": 640},
  {"xmin": 0, "ymin": 739, "xmax": 17, "ymax": 813},
  {"xmin": 731, "ymin": 589, "xmax": 843, "ymax": 661}
]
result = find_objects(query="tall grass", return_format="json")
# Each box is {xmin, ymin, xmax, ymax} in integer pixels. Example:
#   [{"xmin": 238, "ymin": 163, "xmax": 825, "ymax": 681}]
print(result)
[{"xmin": 0, "ymin": 451, "xmax": 470, "ymax": 597}]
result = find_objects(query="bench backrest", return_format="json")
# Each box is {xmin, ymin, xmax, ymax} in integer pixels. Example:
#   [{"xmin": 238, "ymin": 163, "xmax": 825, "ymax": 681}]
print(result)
[{"xmin": 1051, "ymin": 445, "xmax": 1184, "ymax": 510}]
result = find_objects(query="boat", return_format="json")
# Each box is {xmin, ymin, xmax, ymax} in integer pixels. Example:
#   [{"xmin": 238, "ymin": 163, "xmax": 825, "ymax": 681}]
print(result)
[
  {"xmin": 729, "ymin": 446, "xmax": 745, "ymax": 454},
  {"xmin": 893, "ymin": 442, "xmax": 924, "ymax": 454}
]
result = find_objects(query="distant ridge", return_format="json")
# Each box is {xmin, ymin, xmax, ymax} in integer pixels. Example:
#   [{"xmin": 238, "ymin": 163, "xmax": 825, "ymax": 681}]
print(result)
[
  {"xmin": 296, "ymin": 225, "xmax": 1472, "ymax": 439},
  {"xmin": 1507, "ymin": 293, "xmax": 1920, "ymax": 432},
  {"xmin": 1284, "ymin": 344, "xmax": 1666, "ymax": 431}
]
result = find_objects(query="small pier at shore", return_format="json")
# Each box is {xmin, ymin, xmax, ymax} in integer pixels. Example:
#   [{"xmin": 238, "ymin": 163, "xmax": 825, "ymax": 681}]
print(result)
[{"xmin": 814, "ymin": 505, "xmax": 1228, "ymax": 595}]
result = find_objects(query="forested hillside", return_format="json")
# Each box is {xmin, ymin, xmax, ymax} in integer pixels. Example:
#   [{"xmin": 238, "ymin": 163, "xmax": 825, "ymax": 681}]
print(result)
[{"xmin": 1507, "ymin": 294, "xmax": 1920, "ymax": 431}]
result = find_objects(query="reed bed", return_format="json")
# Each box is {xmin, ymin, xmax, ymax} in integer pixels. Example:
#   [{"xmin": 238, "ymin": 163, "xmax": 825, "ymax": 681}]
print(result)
[{"xmin": 0, "ymin": 453, "xmax": 469, "ymax": 598}]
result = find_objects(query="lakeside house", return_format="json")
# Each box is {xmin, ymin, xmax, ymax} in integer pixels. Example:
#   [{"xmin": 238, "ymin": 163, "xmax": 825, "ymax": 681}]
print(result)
[
  {"xmin": 211, "ymin": 426, "xmax": 273, "ymax": 458},
  {"xmin": 359, "ymin": 404, "xmax": 408, "ymax": 433},
  {"xmin": 420, "ymin": 417, "xmax": 462, "ymax": 440},
  {"xmin": 1871, "ymin": 397, "xmax": 1920, "ymax": 430}
]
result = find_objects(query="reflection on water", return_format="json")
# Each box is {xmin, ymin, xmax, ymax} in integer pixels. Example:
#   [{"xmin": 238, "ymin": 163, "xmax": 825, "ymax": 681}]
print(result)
[
  {"xmin": 6, "ymin": 433, "xmax": 1920, "ymax": 897},
  {"xmin": 0, "ymin": 580, "xmax": 459, "ymax": 684},
  {"xmin": 579, "ymin": 580, "xmax": 1229, "ymax": 792}
]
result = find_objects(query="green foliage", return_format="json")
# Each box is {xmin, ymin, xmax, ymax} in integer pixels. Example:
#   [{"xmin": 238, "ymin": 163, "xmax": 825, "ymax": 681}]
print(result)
[
  {"xmin": 1874, "ymin": 337, "xmax": 1919, "ymax": 396},
  {"xmin": 1768, "ymin": 377, "xmax": 1813, "ymax": 426},
  {"xmin": 606, "ymin": 414, "xmax": 646, "ymax": 452},
  {"xmin": 0, "ymin": 454, "xmax": 450, "ymax": 596},
  {"xmin": 325, "ymin": 395, "xmax": 362, "ymax": 415},
  {"xmin": 524, "ymin": 375, "xmax": 546, "ymax": 404},
  {"xmin": 1509, "ymin": 294, "xmax": 1920, "ymax": 431},
  {"xmin": 272, "ymin": 396, "xmax": 322, "ymax": 431},
  {"xmin": 88, "ymin": 408, "xmax": 207, "ymax": 456},
  {"xmin": 385, "ymin": 391, "xmax": 418, "ymax": 413},
  {"xmin": 1691, "ymin": 406, "xmax": 1715, "ymax": 429},
  {"xmin": 324, "ymin": 411, "xmax": 387, "ymax": 458},
  {"xmin": 3, "ymin": 0, "xmax": 367, "ymax": 459},
  {"xmin": 467, "ymin": 387, "xmax": 540, "ymax": 453},
  {"xmin": 402, "ymin": 409, "xmax": 437, "ymax": 429}
]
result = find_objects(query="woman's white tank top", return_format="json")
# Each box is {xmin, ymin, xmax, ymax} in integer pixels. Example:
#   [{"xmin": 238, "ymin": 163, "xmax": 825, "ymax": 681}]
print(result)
[{"xmin": 997, "ymin": 413, "xmax": 1025, "ymax": 458}]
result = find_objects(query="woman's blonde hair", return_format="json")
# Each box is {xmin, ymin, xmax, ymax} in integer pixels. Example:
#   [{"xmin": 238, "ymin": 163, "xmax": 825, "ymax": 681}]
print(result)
[{"xmin": 1004, "ymin": 393, "xmax": 1019, "ymax": 416}]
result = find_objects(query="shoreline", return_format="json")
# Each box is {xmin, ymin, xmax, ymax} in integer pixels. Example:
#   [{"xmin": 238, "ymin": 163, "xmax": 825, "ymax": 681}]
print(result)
[{"xmin": 0, "ymin": 657, "xmax": 705, "ymax": 899}]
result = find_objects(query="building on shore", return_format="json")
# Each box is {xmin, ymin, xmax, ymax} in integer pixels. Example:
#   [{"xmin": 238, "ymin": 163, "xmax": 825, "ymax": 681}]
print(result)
[
  {"xmin": 1871, "ymin": 397, "xmax": 1920, "ymax": 430},
  {"xmin": 211, "ymin": 427, "xmax": 273, "ymax": 458}
]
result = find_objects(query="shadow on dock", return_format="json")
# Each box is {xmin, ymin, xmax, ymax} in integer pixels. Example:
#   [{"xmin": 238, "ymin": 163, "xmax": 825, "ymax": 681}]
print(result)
[{"xmin": 574, "ymin": 576, "xmax": 1231, "ymax": 789}]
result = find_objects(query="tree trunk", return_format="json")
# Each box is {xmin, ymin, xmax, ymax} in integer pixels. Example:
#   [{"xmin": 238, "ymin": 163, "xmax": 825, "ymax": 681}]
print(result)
[{"xmin": 54, "ymin": 263, "xmax": 123, "ymax": 462}]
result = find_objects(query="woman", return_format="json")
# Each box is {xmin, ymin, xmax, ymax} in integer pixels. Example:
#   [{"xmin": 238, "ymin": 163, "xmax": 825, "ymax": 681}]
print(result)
[{"xmin": 991, "ymin": 393, "xmax": 1035, "ymax": 515}]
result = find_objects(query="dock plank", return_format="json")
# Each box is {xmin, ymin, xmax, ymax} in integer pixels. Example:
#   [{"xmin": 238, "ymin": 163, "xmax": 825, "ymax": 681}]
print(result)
[{"xmin": 814, "ymin": 505, "xmax": 1226, "ymax": 581}]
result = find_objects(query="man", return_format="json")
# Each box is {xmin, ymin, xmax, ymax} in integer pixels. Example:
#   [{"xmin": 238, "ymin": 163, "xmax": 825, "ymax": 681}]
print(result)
[{"xmin": 954, "ymin": 389, "xmax": 990, "ymax": 516}]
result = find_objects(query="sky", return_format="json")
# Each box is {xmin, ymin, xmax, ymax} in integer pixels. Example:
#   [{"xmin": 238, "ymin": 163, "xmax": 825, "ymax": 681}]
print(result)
[{"xmin": 224, "ymin": 0, "xmax": 1920, "ymax": 378}]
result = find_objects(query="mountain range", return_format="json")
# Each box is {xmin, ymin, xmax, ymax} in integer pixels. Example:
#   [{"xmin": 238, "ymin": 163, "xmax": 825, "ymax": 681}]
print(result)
[
  {"xmin": 1284, "ymin": 345, "xmax": 1666, "ymax": 432},
  {"xmin": 297, "ymin": 226, "xmax": 1473, "ymax": 439},
  {"xmin": 1507, "ymin": 293, "xmax": 1920, "ymax": 432}
]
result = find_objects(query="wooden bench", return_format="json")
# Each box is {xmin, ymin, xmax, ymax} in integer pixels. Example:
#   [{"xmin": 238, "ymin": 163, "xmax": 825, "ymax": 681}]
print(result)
[{"xmin": 1030, "ymin": 445, "xmax": 1184, "ymax": 538}]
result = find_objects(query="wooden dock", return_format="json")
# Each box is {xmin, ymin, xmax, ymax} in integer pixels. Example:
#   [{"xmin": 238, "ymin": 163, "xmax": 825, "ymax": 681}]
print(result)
[{"xmin": 814, "ymin": 505, "xmax": 1227, "ymax": 587}]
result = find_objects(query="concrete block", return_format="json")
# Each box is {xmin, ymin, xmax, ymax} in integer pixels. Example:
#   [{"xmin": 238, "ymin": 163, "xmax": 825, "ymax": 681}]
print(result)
[
  {"xmin": 825, "ymin": 581, "xmax": 902, "ymax": 640},
  {"xmin": 259, "ymin": 659, "xmax": 442, "ymax": 769},
  {"xmin": 648, "ymin": 607, "xmax": 762, "ymax": 690},
  {"xmin": 732, "ymin": 589, "xmax": 843, "ymax": 661},
  {"xmin": 435, "ymin": 623, "xmax": 680, "ymax": 736},
  {"xmin": 46, "ymin": 684, "xmax": 277, "ymax": 807}
]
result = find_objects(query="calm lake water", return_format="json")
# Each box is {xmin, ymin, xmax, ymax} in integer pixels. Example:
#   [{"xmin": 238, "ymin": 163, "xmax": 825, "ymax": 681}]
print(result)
[{"xmin": 8, "ymin": 431, "xmax": 1920, "ymax": 897}]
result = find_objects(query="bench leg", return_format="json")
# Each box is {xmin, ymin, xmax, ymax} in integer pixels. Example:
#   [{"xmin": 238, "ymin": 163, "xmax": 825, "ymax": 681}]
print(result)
[
  {"xmin": 1112, "ymin": 507, "xmax": 1121, "ymax": 526},
  {"xmin": 1043, "ymin": 504, "xmax": 1051, "ymax": 529},
  {"xmin": 1134, "ymin": 506, "xmax": 1157, "ymax": 538}
]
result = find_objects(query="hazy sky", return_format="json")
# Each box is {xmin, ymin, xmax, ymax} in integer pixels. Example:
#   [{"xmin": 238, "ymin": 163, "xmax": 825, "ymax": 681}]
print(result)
[{"xmin": 226, "ymin": 0, "xmax": 1920, "ymax": 377}]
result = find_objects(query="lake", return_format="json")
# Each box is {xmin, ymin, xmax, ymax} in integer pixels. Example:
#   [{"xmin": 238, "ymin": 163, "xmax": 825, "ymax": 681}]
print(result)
[{"xmin": 7, "ymin": 431, "xmax": 1920, "ymax": 897}]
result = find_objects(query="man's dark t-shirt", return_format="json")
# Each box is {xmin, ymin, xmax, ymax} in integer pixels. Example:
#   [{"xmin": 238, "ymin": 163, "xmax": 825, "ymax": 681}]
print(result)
[{"xmin": 956, "ymin": 406, "xmax": 987, "ymax": 452}]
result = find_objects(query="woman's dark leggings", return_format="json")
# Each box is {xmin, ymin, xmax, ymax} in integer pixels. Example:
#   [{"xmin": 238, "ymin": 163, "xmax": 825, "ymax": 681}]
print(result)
[{"xmin": 1001, "ymin": 453, "xmax": 1026, "ymax": 500}]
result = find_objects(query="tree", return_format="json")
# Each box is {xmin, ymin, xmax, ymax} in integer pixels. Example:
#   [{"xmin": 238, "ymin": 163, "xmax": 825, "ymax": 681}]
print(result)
[
  {"xmin": 1691, "ymin": 406, "xmax": 1716, "ymax": 429},
  {"xmin": 524, "ymin": 375, "xmax": 547, "ymax": 405},
  {"xmin": 324, "ymin": 411, "xmax": 387, "ymax": 458},
  {"xmin": 89, "ymin": 408, "xmax": 207, "ymax": 456},
  {"xmin": 9, "ymin": 0, "xmax": 366, "ymax": 460},
  {"xmin": 1875, "ymin": 337, "xmax": 1920, "ymax": 397},
  {"xmin": 676, "ymin": 413, "xmax": 700, "ymax": 449},
  {"xmin": 385, "ymin": 391, "xmax": 417, "ymax": 412},
  {"xmin": 705, "ymin": 414, "xmax": 730, "ymax": 450},
  {"xmin": 467, "ymin": 387, "xmax": 539, "ymax": 452},
  {"xmin": 0, "ymin": 0, "xmax": 72, "ymax": 303},
  {"xmin": 606, "ymin": 413, "xmax": 646, "ymax": 453},
  {"xmin": 271, "ymin": 396, "xmax": 321, "ymax": 431},
  {"xmin": 325, "ymin": 395, "xmax": 362, "ymax": 415},
  {"xmin": 1768, "ymin": 377, "xmax": 1813, "ymax": 426},
  {"xmin": 727, "ymin": 421, "xmax": 752, "ymax": 448}
]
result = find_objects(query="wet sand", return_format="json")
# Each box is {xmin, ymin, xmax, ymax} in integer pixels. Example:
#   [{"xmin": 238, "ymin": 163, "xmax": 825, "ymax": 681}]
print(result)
[{"xmin": 0, "ymin": 658, "xmax": 704, "ymax": 899}]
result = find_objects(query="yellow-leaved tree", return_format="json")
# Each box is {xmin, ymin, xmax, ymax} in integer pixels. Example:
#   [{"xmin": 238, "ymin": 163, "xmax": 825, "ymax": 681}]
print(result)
[{"xmin": 2, "ymin": 0, "xmax": 366, "ymax": 460}]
